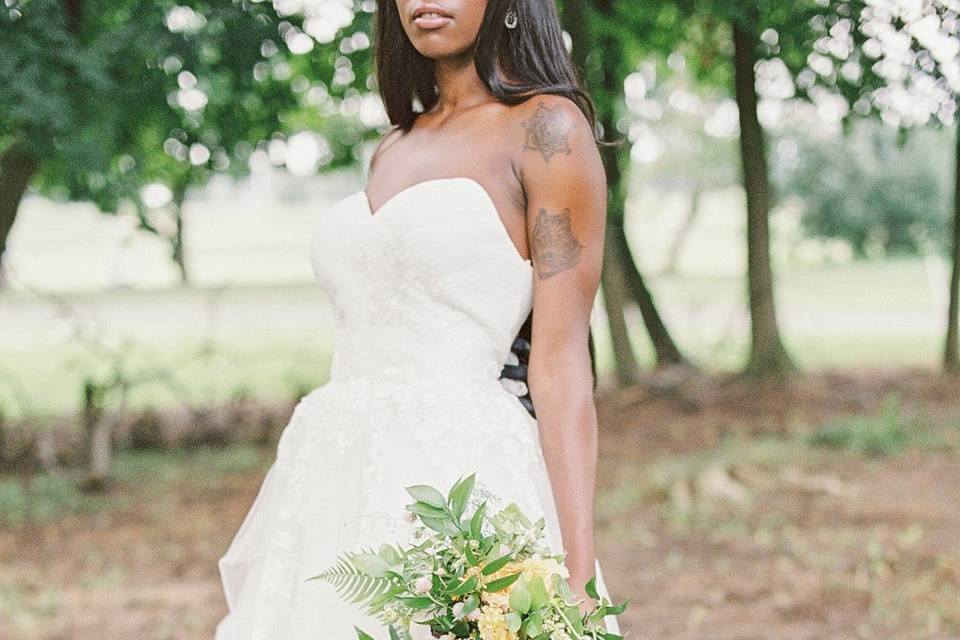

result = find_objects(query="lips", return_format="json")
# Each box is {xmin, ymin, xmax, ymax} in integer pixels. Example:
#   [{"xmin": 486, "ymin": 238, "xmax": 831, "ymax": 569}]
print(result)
[{"xmin": 412, "ymin": 3, "xmax": 453, "ymax": 29}]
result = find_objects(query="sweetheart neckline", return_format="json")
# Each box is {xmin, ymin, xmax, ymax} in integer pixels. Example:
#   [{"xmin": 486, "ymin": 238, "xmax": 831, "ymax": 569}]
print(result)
[{"xmin": 356, "ymin": 176, "xmax": 533, "ymax": 271}]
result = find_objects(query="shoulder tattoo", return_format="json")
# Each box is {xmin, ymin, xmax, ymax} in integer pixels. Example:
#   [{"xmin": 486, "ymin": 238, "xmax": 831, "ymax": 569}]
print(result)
[
  {"xmin": 520, "ymin": 101, "xmax": 573, "ymax": 164},
  {"xmin": 531, "ymin": 207, "xmax": 584, "ymax": 279}
]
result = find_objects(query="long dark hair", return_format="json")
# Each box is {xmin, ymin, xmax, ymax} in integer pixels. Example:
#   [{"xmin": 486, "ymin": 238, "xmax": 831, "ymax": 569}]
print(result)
[{"xmin": 373, "ymin": 0, "xmax": 602, "ymax": 391}]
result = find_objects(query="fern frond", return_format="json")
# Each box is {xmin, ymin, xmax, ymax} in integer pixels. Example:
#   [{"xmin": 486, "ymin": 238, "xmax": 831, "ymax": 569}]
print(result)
[{"xmin": 309, "ymin": 548, "xmax": 398, "ymax": 620}]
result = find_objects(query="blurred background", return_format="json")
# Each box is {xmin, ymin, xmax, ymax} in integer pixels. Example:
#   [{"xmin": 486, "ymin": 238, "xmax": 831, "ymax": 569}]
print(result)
[{"xmin": 1, "ymin": 0, "xmax": 959, "ymax": 638}]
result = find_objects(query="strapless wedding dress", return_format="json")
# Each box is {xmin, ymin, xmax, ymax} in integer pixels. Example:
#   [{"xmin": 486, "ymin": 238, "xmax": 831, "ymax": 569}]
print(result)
[{"xmin": 214, "ymin": 176, "xmax": 620, "ymax": 639}]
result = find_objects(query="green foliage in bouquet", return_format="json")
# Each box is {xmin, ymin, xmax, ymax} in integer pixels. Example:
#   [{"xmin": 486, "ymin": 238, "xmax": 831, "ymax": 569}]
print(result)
[{"xmin": 308, "ymin": 473, "xmax": 628, "ymax": 640}]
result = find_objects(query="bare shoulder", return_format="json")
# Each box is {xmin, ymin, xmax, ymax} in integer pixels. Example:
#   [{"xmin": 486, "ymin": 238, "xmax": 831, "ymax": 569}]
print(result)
[
  {"xmin": 508, "ymin": 93, "xmax": 606, "ymax": 216},
  {"xmin": 368, "ymin": 125, "xmax": 406, "ymax": 176},
  {"xmin": 506, "ymin": 94, "xmax": 606, "ymax": 284},
  {"xmin": 509, "ymin": 93, "xmax": 599, "ymax": 168}
]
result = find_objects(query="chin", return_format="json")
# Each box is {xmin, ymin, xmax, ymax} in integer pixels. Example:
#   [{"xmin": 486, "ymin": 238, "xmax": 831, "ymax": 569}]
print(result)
[{"xmin": 413, "ymin": 38, "xmax": 474, "ymax": 59}]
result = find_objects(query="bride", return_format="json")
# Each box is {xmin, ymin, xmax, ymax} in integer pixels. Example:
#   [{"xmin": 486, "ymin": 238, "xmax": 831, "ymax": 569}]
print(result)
[{"xmin": 214, "ymin": 0, "xmax": 619, "ymax": 637}]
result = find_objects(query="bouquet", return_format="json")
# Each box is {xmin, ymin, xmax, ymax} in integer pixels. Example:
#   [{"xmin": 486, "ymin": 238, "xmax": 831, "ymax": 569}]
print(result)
[{"xmin": 309, "ymin": 473, "xmax": 627, "ymax": 640}]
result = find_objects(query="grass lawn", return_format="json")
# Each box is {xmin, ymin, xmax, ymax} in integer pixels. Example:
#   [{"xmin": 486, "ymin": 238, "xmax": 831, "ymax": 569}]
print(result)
[
  {"xmin": 1, "ymin": 182, "xmax": 952, "ymax": 419},
  {"xmin": 0, "ymin": 254, "xmax": 950, "ymax": 419}
]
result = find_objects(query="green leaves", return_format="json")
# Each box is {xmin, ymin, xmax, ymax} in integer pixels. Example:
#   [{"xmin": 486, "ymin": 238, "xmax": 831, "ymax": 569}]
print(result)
[
  {"xmin": 396, "ymin": 595, "xmax": 433, "ymax": 609},
  {"xmin": 553, "ymin": 573, "xmax": 573, "ymax": 600},
  {"xmin": 405, "ymin": 484, "xmax": 446, "ymax": 508},
  {"xmin": 447, "ymin": 473, "xmax": 476, "ymax": 520},
  {"xmin": 449, "ymin": 619, "xmax": 471, "ymax": 636},
  {"xmin": 578, "ymin": 573, "xmax": 630, "ymax": 626},
  {"xmin": 584, "ymin": 575, "xmax": 600, "ymax": 600},
  {"xmin": 447, "ymin": 574, "xmax": 478, "ymax": 597},
  {"xmin": 320, "ymin": 473, "xmax": 630, "ymax": 640},
  {"xmin": 406, "ymin": 501, "xmax": 448, "ymax": 519},
  {"xmin": 563, "ymin": 604, "xmax": 584, "ymax": 636},
  {"xmin": 604, "ymin": 599, "xmax": 629, "ymax": 616},
  {"xmin": 419, "ymin": 515, "xmax": 461, "ymax": 537},
  {"xmin": 308, "ymin": 550, "xmax": 396, "ymax": 616},
  {"xmin": 523, "ymin": 609, "xmax": 543, "ymax": 636},
  {"xmin": 462, "ymin": 593, "xmax": 480, "ymax": 617},
  {"xmin": 402, "ymin": 473, "xmax": 478, "ymax": 538},
  {"xmin": 527, "ymin": 576, "xmax": 549, "ymax": 610},
  {"xmin": 352, "ymin": 552, "xmax": 391, "ymax": 578},
  {"xmin": 481, "ymin": 552, "xmax": 513, "ymax": 576},
  {"xmin": 1, "ymin": 0, "xmax": 375, "ymax": 249},
  {"xmin": 405, "ymin": 473, "xmax": 485, "ymax": 544},
  {"xmin": 508, "ymin": 577, "xmax": 531, "ymax": 613},
  {"xmin": 469, "ymin": 501, "xmax": 487, "ymax": 539},
  {"xmin": 378, "ymin": 543, "xmax": 402, "ymax": 567},
  {"xmin": 485, "ymin": 572, "xmax": 521, "ymax": 592}
]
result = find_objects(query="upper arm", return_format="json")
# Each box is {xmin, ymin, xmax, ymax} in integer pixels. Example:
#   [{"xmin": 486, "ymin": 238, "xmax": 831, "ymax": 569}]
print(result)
[{"xmin": 514, "ymin": 95, "xmax": 607, "ymax": 366}]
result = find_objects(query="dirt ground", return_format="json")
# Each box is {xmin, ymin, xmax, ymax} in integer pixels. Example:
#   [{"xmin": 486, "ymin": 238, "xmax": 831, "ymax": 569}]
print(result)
[{"xmin": 2, "ymin": 366, "xmax": 959, "ymax": 640}]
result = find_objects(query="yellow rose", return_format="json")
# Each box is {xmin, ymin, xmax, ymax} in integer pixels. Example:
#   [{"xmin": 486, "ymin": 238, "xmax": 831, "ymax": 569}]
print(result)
[
  {"xmin": 516, "ymin": 557, "xmax": 570, "ymax": 583},
  {"xmin": 480, "ymin": 557, "xmax": 569, "ymax": 609},
  {"xmin": 477, "ymin": 605, "xmax": 518, "ymax": 640}
]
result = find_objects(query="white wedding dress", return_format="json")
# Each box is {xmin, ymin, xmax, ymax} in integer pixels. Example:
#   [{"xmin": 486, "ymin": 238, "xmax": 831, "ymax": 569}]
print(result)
[{"xmin": 214, "ymin": 176, "xmax": 620, "ymax": 639}]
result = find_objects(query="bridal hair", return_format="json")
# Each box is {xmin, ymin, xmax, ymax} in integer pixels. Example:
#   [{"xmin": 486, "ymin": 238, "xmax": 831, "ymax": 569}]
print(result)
[
  {"xmin": 373, "ymin": 0, "xmax": 602, "ymax": 390},
  {"xmin": 373, "ymin": 0, "xmax": 601, "ymax": 142}
]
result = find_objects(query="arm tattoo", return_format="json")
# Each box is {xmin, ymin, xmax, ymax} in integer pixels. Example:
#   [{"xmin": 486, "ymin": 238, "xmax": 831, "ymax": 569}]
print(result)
[
  {"xmin": 521, "ymin": 101, "xmax": 573, "ymax": 163},
  {"xmin": 531, "ymin": 207, "xmax": 584, "ymax": 279}
]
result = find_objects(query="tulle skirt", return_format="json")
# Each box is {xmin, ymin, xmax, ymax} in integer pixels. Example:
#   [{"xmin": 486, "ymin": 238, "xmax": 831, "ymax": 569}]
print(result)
[{"xmin": 214, "ymin": 375, "xmax": 621, "ymax": 639}]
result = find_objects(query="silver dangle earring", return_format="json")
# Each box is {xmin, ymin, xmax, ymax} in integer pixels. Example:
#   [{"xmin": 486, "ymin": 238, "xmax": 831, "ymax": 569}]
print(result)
[{"xmin": 504, "ymin": 7, "xmax": 518, "ymax": 29}]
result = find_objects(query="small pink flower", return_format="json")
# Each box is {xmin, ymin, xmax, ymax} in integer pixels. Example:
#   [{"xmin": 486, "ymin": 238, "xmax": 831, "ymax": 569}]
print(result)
[
  {"xmin": 499, "ymin": 543, "xmax": 511, "ymax": 556},
  {"xmin": 414, "ymin": 576, "xmax": 432, "ymax": 593},
  {"xmin": 404, "ymin": 511, "xmax": 418, "ymax": 523},
  {"xmin": 466, "ymin": 608, "xmax": 481, "ymax": 622},
  {"xmin": 452, "ymin": 602, "xmax": 465, "ymax": 619}
]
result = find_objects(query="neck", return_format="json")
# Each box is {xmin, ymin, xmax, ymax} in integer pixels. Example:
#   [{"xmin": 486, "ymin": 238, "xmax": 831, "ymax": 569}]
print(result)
[{"xmin": 431, "ymin": 52, "xmax": 491, "ymax": 113}]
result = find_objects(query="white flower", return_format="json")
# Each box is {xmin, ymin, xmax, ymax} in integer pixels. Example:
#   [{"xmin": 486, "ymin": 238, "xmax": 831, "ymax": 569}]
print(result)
[
  {"xmin": 414, "ymin": 575, "xmax": 432, "ymax": 593},
  {"xmin": 452, "ymin": 601, "xmax": 465, "ymax": 619},
  {"xmin": 382, "ymin": 604, "xmax": 399, "ymax": 623}
]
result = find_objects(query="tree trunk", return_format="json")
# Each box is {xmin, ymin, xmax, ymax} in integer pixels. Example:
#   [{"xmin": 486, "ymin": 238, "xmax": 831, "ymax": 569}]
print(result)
[
  {"xmin": 602, "ymin": 215, "xmax": 642, "ymax": 386},
  {"xmin": 732, "ymin": 19, "xmax": 796, "ymax": 378},
  {"xmin": 172, "ymin": 204, "xmax": 189, "ymax": 285},
  {"xmin": 0, "ymin": 142, "xmax": 42, "ymax": 282},
  {"xmin": 612, "ymin": 220, "xmax": 685, "ymax": 366},
  {"xmin": 87, "ymin": 413, "xmax": 114, "ymax": 491},
  {"xmin": 560, "ymin": 0, "xmax": 645, "ymax": 383},
  {"xmin": 171, "ymin": 177, "xmax": 190, "ymax": 285},
  {"xmin": 589, "ymin": 0, "xmax": 687, "ymax": 373},
  {"xmin": 81, "ymin": 379, "xmax": 107, "ymax": 492},
  {"xmin": 82, "ymin": 376, "xmax": 129, "ymax": 492},
  {"xmin": 663, "ymin": 187, "xmax": 701, "ymax": 275},
  {"xmin": 945, "ymin": 120, "xmax": 960, "ymax": 373}
]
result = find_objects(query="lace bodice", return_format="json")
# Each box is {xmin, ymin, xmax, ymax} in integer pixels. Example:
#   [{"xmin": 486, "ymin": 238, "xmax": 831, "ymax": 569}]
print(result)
[{"xmin": 309, "ymin": 177, "xmax": 534, "ymax": 384}]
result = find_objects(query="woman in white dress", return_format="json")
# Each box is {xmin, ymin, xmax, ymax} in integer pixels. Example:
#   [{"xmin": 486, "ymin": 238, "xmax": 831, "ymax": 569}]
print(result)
[{"xmin": 214, "ymin": 0, "xmax": 619, "ymax": 637}]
